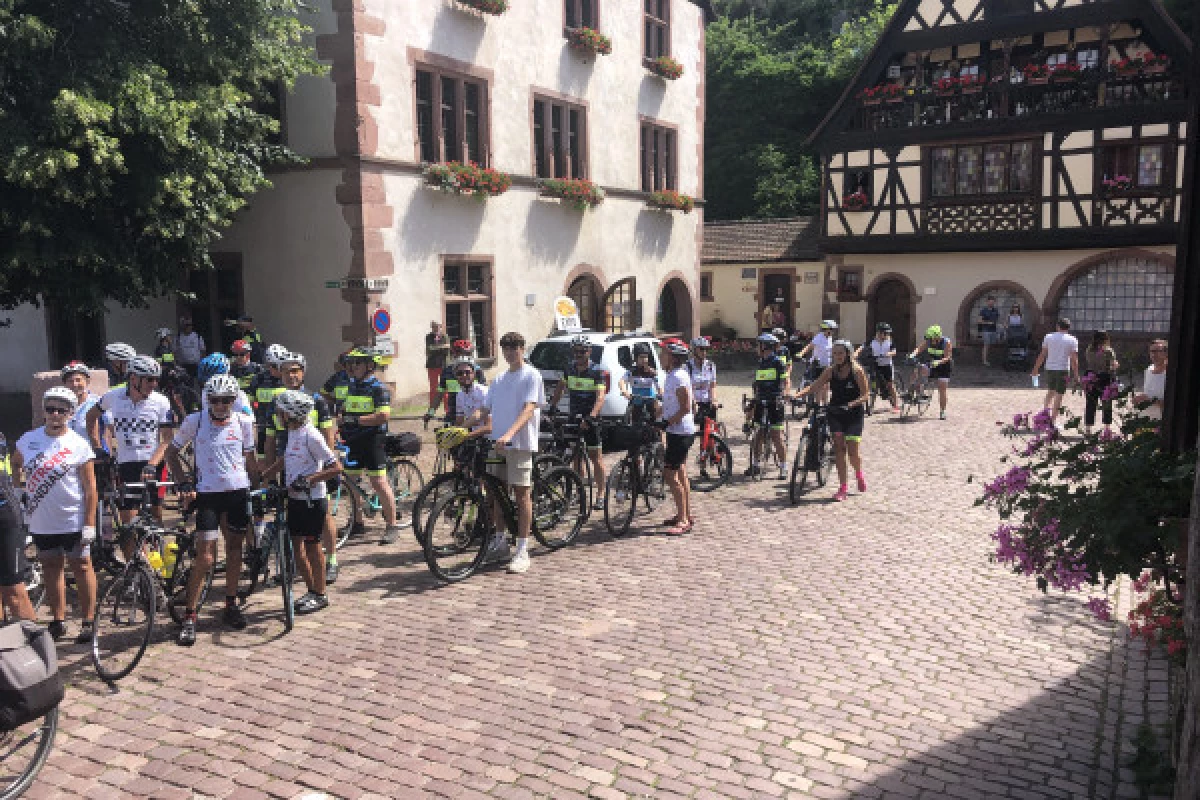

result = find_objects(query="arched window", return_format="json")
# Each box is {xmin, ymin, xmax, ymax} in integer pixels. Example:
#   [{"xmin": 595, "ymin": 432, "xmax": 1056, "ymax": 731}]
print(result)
[
  {"xmin": 965, "ymin": 287, "xmax": 1030, "ymax": 342},
  {"xmin": 603, "ymin": 278, "xmax": 638, "ymax": 333},
  {"xmin": 1057, "ymin": 255, "xmax": 1173, "ymax": 333},
  {"xmin": 567, "ymin": 275, "xmax": 602, "ymax": 331}
]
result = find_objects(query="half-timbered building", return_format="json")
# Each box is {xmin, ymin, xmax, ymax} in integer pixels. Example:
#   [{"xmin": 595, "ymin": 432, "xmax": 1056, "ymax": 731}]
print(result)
[{"xmin": 809, "ymin": 0, "xmax": 1190, "ymax": 356}]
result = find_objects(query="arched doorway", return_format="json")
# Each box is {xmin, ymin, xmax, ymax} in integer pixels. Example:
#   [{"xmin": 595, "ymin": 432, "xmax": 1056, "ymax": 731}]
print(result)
[
  {"xmin": 869, "ymin": 278, "xmax": 914, "ymax": 351},
  {"xmin": 567, "ymin": 274, "xmax": 603, "ymax": 331},
  {"xmin": 655, "ymin": 277, "xmax": 694, "ymax": 339},
  {"xmin": 603, "ymin": 278, "xmax": 638, "ymax": 333}
]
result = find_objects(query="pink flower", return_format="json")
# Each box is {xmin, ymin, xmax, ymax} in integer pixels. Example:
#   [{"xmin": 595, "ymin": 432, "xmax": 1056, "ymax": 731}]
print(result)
[{"xmin": 1101, "ymin": 383, "xmax": 1120, "ymax": 402}]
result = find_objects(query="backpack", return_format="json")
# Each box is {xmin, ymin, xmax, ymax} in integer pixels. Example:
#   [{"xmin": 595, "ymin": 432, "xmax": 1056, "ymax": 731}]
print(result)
[{"xmin": 0, "ymin": 621, "xmax": 63, "ymax": 732}]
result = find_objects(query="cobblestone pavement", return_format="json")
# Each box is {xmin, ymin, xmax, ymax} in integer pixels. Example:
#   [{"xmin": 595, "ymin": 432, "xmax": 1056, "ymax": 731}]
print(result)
[{"xmin": 39, "ymin": 367, "xmax": 1169, "ymax": 799}]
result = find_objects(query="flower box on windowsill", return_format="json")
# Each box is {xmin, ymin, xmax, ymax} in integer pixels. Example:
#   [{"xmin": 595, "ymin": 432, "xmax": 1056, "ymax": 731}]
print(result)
[
  {"xmin": 566, "ymin": 26, "xmax": 612, "ymax": 56},
  {"xmin": 539, "ymin": 178, "xmax": 605, "ymax": 211},
  {"xmin": 646, "ymin": 56, "xmax": 684, "ymax": 81},
  {"xmin": 863, "ymin": 96, "xmax": 883, "ymax": 106},
  {"xmin": 453, "ymin": 0, "xmax": 508, "ymax": 14},
  {"xmin": 646, "ymin": 190, "xmax": 693, "ymax": 213},
  {"xmin": 424, "ymin": 161, "xmax": 512, "ymax": 198},
  {"xmin": 842, "ymin": 192, "xmax": 870, "ymax": 211}
]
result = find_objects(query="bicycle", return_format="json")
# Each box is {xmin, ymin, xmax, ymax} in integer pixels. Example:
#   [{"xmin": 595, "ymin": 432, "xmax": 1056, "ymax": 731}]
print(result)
[
  {"xmin": 238, "ymin": 486, "xmax": 298, "ymax": 633},
  {"xmin": 864, "ymin": 363, "xmax": 905, "ymax": 415},
  {"xmin": 741, "ymin": 395, "xmax": 789, "ymax": 480},
  {"xmin": 600, "ymin": 420, "xmax": 666, "ymax": 537},
  {"xmin": 0, "ymin": 441, "xmax": 45, "ymax": 620},
  {"xmin": 788, "ymin": 404, "xmax": 834, "ymax": 504},
  {"xmin": 690, "ymin": 404, "xmax": 733, "ymax": 493},
  {"xmin": 900, "ymin": 358, "xmax": 933, "ymax": 418},
  {"xmin": 0, "ymin": 625, "xmax": 58, "ymax": 800},
  {"xmin": 91, "ymin": 481, "xmax": 213, "ymax": 684},
  {"xmin": 328, "ymin": 437, "xmax": 422, "ymax": 548},
  {"xmin": 421, "ymin": 440, "xmax": 586, "ymax": 582},
  {"xmin": 536, "ymin": 413, "xmax": 598, "ymax": 508}
]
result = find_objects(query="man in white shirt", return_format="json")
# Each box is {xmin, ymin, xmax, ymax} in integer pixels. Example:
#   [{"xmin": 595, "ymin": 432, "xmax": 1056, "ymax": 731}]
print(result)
[
  {"xmin": 800, "ymin": 320, "xmax": 837, "ymax": 404},
  {"xmin": 454, "ymin": 361, "xmax": 490, "ymax": 436},
  {"xmin": 469, "ymin": 332, "xmax": 544, "ymax": 574},
  {"xmin": 175, "ymin": 316, "xmax": 207, "ymax": 375},
  {"xmin": 1031, "ymin": 317, "xmax": 1079, "ymax": 425},
  {"xmin": 1134, "ymin": 339, "xmax": 1168, "ymax": 421}
]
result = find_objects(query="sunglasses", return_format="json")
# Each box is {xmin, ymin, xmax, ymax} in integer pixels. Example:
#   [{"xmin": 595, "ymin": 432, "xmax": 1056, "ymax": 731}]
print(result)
[
  {"xmin": 454, "ymin": 371, "xmax": 474, "ymax": 378},
  {"xmin": 1150, "ymin": 348, "xmax": 1166, "ymax": 353},
  {"xmin": 209, "ymin": 397, "xmax": 235, "ymax": 405},
  {"xmin": 44, "ymin": 406, "xmax": 72, "ymax": 416},
  {"xmin": 140, "ymin": 376, "xmax": 160, "ymax": 383}
]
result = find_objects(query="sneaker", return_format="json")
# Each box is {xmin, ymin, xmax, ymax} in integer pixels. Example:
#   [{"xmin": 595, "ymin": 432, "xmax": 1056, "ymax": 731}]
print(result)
[
  {"xmin": 891, "ymin": 405, "xmax": 900, "ymax": 413},
  {"xmin": 177, "ymin": 616, "xmax": 197, "ymax": 647},
  {"xmin": 294, "ymin": 592, "xmax": 329, "ymax": 615},
  {"xmin": 507, "ymin": 551, "xmax": 531, "ymax": 574},
  {"xmin": 325, "ymin": 560, "xmax": 339, "ymax": 585},
  {"xmin": 222, "ymin": 603, "xmax": 247, "ymax": 631},
  {"xmin": 856, "ymin": 472, "xmax": 868, "ymax": 493},
  {"xmin": 485, "ymin": 536, "xmax": 511, "ymax": 565},
  {"xmin": 379, "ymin": 525, "xmax": 402, "ymax": 545},
  {"xmin": 74, "ymin": 621, "xmax": 94, "ymax": 645},
  {"xmin": 47, "ymin": 620, "xmax": 67, "ymax": 641},
  {"xmin": 833, "ymin": 486, "xmax": 849, "ymax": 502}
]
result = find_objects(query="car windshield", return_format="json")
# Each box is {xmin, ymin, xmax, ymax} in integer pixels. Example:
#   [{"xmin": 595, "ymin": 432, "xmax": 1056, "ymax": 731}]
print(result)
[{"xmin": 529, "ymin": 342, "xmax": 602, "ymax": 372}]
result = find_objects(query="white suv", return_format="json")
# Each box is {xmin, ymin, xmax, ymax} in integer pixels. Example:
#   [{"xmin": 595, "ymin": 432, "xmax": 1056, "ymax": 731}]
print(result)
[{"xmin": 529, "ymin": 330, "xmax": 665, "ymax": 419}]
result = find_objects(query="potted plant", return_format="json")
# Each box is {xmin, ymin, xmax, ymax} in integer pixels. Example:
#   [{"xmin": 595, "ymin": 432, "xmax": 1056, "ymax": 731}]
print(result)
[
  {"xmin": 883, "ymin": 84, "xmax": 908, "ymax": 104},
  {"xmin": 647, "ymin": 55, "xmax": 684, "ymax": 80},
  {"xmin": 842, "ymin": 190, "xmax": 870, "ymax": 210},
  {"xmin": 934, "ymin": 76, "xmax": 959, "ymax": 97},
  {"xmin": 1143, "ymin": 52, "xmax": 1170, "ymax": 75},
  {"xmin": 424, "ymin": 161, "xmax": 513, "ymax": 198},
  {"xmin": 1022, "ymin": 63, "xmax": 1049, "ymax": 85},
  {"xmin": 646, "ymin": 189, "xmax": 693, "ymax": 212},
  {"xmin": 566, "ymin": 26, "xmax": 612, "ymax": 56},
  {"xmin": 454, "ymin": 0, "xmax": 509, "ymax": 14},
  {"xmin": 1102, "ymin": 174, "xmax": 1134, "ymax": 192},
  {"xmin": 540, "ymin": 178, "xmax": 605, "ymax": 210},
  {"xmin": 1050, "ymin": 62, "xmax": 1082, "ymax": 82},
  {"xmin": 959, "ymin": 74, "xmax": 985, "ymax": 94},
  {"xmin": 858, "ymin": 85, "xmax": 884, "ymax": 105},
  {"xmin": 1111, "ymin": 57, "xmax": 1140, "ymax": 77}
]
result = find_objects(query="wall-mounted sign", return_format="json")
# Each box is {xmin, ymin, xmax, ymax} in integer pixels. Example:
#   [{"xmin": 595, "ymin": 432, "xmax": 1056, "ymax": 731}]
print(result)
[
  {"xmin": 325, "ymin": 278, "xmax": 389, "ymax": 292},
  {"xmin": 740, "ymin": 268, "xmax": 757, "ymax": 280},
  {"xmin": 804, "ymin": 272, "xmax": 820, "ymax": 284},
  {"xmin": 923, "ymin": 287, "xmax": 937, "ymax": 295},
  {"xmin": 371, "ymin": 308, "xmax": 391, "ymax": 335}
]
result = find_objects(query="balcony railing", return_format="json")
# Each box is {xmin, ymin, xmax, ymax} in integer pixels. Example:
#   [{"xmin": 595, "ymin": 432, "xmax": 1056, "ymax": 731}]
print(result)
[{"xmin": 851, "ymin": 70, "xmax": 1184, "ymax": 132}]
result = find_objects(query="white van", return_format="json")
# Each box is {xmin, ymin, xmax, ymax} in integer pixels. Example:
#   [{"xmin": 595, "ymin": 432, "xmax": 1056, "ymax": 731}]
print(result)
[{"xmin": 529, "ymin": 331, "xmax": 666, "ymax": 419}]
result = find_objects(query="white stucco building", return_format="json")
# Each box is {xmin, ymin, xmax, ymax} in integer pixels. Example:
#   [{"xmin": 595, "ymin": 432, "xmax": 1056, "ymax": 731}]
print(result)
[{"xmin": 2, "ymin": 0, "xmax": 712, "ymax": 404}]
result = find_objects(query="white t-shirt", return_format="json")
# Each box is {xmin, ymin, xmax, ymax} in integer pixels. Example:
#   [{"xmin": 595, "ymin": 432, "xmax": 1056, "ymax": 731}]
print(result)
[
  {"xmin": 686, "ymin": 359, "xmax": 717, "ymax": 404},
  {"xmin": 662, "ymin": 367, "xmax": 696, "ymax": 436},
  {"xmin": 456, "ymin": 384, "xmax": 489, "ymax": 427},
  {"xmin": 100, "ymin": 388, "xmax": 174, "ymax": 464},
  {"xmin": 16, "ymin": 428, "xmax": 95, "ymax": 535},
  {"xmin": 811, "ymin": 333, "xmax": 834, "ymax": 367},
  {"xmin": 201, "ymin": 389, "xmax": 254, "ymax": 417},
  {"xmin": 485, "ymin": 364, "xmax": 544, "ymax": 453},
  {"xmin": 176, "ymin": 331, "xmax": 206, "ymax": 365},
  {"xmin": 172, "ymin": 412, "xmax": 255, "ymax": 493},
  {"xmin": 1041, "ymin": 332, "xmax": 1079, "ymax": 372},
  {"xmin": 870, "ymin": 338, "xmax": 894, "ymax": 366},
  {"xmin": 1142, "ymin": 367, "xmax": 1167, "ymax": 420},
  {"xmin": 284, "ymin": 423, "xmax": 337, "ymax": 500}
]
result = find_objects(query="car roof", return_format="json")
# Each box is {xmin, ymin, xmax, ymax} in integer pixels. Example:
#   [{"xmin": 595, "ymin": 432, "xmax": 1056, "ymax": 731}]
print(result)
[{"xmin": 540, "ymin": 330, "xmax": 659, "ymax": 345}]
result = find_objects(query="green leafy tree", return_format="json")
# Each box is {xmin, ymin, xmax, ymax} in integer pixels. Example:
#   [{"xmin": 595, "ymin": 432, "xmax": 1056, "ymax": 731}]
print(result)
[{"xmin": 0, "ymin": 0, "xmax": 321, "ymax": 314}]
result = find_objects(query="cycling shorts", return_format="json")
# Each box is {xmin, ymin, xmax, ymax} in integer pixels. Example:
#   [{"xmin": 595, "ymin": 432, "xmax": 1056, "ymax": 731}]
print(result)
[
  {"xmin": 752, "ymin": 397, "xmax": 785, "ymax": 430},
  {"xmin": 0, "ymin": 505, "xmax": 27, "ymax": 587},
  {"xmin": 32, "ymin": 531, "xmax": 89, "ymax": 560},
  {"xmin": 288, "ymin": 497, "xmax": 328, "ymax": 540},
  {"xmin": 929, "ymin": 363, "xmax": 953, "ymax": 381},
  {"xmin": 827, "ymin": 410, "xmax": 865, "ymax": 442},
  {"xmin": 874, "ymin": 364, "xmax": 894, "ymax": 385},
  {"xmin": 581, "ymin": 424, "xmax": 601, "ymax": 450},
  {"xmin": 345, "ymin": 431, "xmax": 387, "ymax": 477},
  {"xmin": 663, "ymin": 433, "xmax": 694, "ymax": 470},
  {"xmin": 256, "ymin": 427, "xmax": 269, "ymax": 457},
  {"xmin": 195, "ymin": 489, "xmax": 251, "ymax": 538},
  {"xmin": 117, "ymin": 460, "xmax": 162, "ymax": 510}
]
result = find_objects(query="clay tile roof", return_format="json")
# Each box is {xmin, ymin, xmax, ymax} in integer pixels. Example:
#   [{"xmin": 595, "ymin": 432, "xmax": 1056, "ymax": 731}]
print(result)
[{"xmin": 701, "ymin": 217, "xmax": 820, "ymax": 264}]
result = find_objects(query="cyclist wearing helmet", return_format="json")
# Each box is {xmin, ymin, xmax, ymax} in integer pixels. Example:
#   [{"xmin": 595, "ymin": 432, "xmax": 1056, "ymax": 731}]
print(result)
[
  {"xmin": 661, "ymin": 340, "xmax": 695, "ymax": 536},
  {"xmin": 746, "ymin": 333, "xmax": 790, "ymax": 479},
  {"xmin": 87, "ymin": 355, "xmax": 173, "ymax": 527},
  {"xmin": 794, "ymin": 340, "xmax": 870, "ymax": 502},
  {"xmin": 451, "ymin": 358, "xmax": 490, "ymax": 436},
  {"xmin": 250, "ymin": 344, "xmax": 288, "ymax": 457},
  {"xmin": 103, "ymin": 342, "xmax": 136, "ymax": 391},
  {"xmin": 265, "ymin": 352, "xmax": 339, "ymax": 584},
  {"xmin": 320, "ymin": 351, "xmax": 352, "ymax": 413},
  {"xmin": 687, "ymin": 337, "xmax": 718, "ymax": 430},
  {"xmin": 799, "ymin": 320, "xmax": 837, "ymax": 404},
  {"xmin": 153, "ymin": 328, "xmax": 176, "ymax": 365},
  {"xmin": 197, "ymin": 354, "xmax": 252, "ymax": 417},
  {"xmin": 61, "ymin": 362, "xmax": 104, "ymax": 444},
  {"xmin": 342, "ymin": 348, "xmax": 402, "ymax": 545},
  {"xmin": 13, "ymin": 387, "xmax": 99, "ymax": 642},
  {"xmin": 166, "ymin": 375, "xmax": 259, "ymax": 646},
  {"xmin": 910, "ymin": 325, "xmax": 953, "ymax": 419},
  {"xmin": 229, "ymin": 339, "xmax": 264, "ymax": 394},
  {"xmin": 262, "ymin": 390, "xmax": 342, "ymax": 616},
  {"xmin": 547, "ymin": 335, "xmax": 609, "ymax": 511},
  {"xmin": 858, "ymin": 323, "xmax": 900, "ymax": 412},
  {"xmin": 771, "ymin": 328, "xmax": 792, "ymax": 380},
  {"xmin": 175, "ymin": 316, "xmax": 206, "ymax": 375},
  {"xmin": 618, "ymin": 343, "xmax": 661, "ymax": 425},
  {"xmin": 426, "ymin": 339, "xmax": 485, "ymax": 422}
]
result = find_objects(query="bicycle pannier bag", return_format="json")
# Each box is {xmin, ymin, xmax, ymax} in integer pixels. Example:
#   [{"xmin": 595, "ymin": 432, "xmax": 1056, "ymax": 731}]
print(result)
[
  {"xmin": 385, "ymin": 432, "xmax": 422, "ymax": 457},
  {"xmin": 0, "ymin": 621, "xmax": 63, "ymax": 731}
]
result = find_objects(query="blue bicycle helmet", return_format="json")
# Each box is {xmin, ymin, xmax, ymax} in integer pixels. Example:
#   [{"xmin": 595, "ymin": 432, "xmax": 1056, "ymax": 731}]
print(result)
[{"xmin": 197, "ymin": 353, "xmax": 230, "ymax": 382}]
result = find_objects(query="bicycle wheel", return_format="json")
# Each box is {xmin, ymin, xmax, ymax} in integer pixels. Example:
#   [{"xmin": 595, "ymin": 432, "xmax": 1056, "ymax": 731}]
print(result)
[
  {"xmin": 330, "ymin": 477, "xmax": 362, "ymax": 550},
  {"xmin": 789, "ymin": 431, "xmax": 811, "ymax": 505},
  {"xmin": 91, "ymin": 564, "xmax": 156, "ymax": 683},
  {"xmin": 816, "ymin": 429, "xmax": 834, "ymax": 487},
  {"xmin": 530, "ymin": 466, "xmax": 586, "ymax": 550},
  {"xmin": 0, "ymin": 706, "xmax": 58, "ymax": 800},
  {"xmin": 21, "ymin": 542, "xmax": 44, "ymax": 614},
  {"xmin": 749, "ymin": 428, "xmax": 767, "ymax": 481},
  {"xmin": 167, "ymin": 546, "xmax": 213, "ymax": 626},
  {"xmin": 641, "ymin": 447, "xmax": 665, "ymax": 512},
  {"xmin": 917, "ymin": 384, "xmax": 932, "ymax": 416},
  {"xmin": 277, "ymin": 529, "xmax": 295, "ymax": 633},
  {"xmin": 603, "ymin": 460, "xmax": 637, "ymax": 537},
  {"xmin": 866, "ymin": 377, "xmax": 877, "ymax": 414},
  {"xmin": 691, "ymin": 435, "xmax": 732, "ymax": 493},
  {"xmin": 411, "ymin": 472, "xmax": 460, "ymax": 545},
  {"xmin": 532, "ymin": 454, "xmax": 564, "ymax": 483},
  {"xmin": 388, "ymin": 459, "xmax": 424, "ymax": 523},
  {"xmin": 423, "ymin": 493, "xmax": 489, "ymax": 582}
]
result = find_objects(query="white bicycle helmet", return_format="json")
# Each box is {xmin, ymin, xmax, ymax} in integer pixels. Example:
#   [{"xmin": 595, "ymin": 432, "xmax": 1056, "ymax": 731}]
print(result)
[
  {"xmin": 204, "ymin": 374, "xmax": 240, "ymax": 399},
  {"xmin": 104, "ymin": 342, "xmax": 136, "ymax": 362},
  {"xmin": 279, "ymin": 351, "xmax": 307, "ymax": 370},
  {"xmin": 832, "ymin": 339, "xmax": 854, "ymax": 354},
  {"xmin": 42, "ymin": 386, "xmax": 79, "ymax": 412},
  {"xmin": 275, "ymin": 389, "xmax": 314, "ymax": 421},
  {"xmin": 127, "ymin": 355, "xmax": 162, "ymax": 378},
  {"xmin": 820, "ymin": 319, "xmax": 839, "ymax": 331},
  {"xmin": 154, "ymin": 327, "xmax": 173, "ymax": 340},
  {"xmin": 665, "ymin": 340, "xmax": 689, "ymax": 356},
  {"xmin": 264, "ymin": 344, "xmax": 289, "ymax": 368},
  {"xmin": 756, "ymin": 333, "xmax": 779, "ymax": 346},
  {"xmin": 60, "ymin": 361, "xmax": 91, "ymax": 380},
  {"xmin": 691, "ymin": 336, "xmax": 711, "ymax": 349}
]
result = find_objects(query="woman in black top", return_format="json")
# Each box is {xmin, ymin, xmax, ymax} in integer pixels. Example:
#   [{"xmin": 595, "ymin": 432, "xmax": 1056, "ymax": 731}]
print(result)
[{"xmin": 793, "ymin": 340, "xmax": 870, "ymax": 502}]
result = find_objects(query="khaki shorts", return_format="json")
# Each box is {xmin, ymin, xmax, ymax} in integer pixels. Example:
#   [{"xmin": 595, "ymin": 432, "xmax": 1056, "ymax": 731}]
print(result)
[
  {"xmin": 486, "ymin": 448, "xmax": 535, "ymax": 488},
  {"xmin": 1046, "ymin": 370, "xmax": 1069, "ymax": 394}
]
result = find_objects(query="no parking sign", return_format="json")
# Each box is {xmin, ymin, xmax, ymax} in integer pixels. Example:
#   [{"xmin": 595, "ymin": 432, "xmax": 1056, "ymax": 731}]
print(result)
[{"xmin": 372, "ymin": 308, "xmax": 391, "ymax": 335}]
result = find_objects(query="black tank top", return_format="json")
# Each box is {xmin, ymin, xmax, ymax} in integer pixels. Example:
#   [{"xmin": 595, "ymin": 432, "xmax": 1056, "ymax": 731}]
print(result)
[{"xmin": 830, "ymin": 365, "xmax": 863, "ymax": 411}]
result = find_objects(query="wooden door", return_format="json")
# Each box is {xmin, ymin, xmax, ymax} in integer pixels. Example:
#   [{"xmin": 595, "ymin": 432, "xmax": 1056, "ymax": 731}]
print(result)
[{"xmin": 872, "ymin": 279, "xmax": 913, "ymax": 351}]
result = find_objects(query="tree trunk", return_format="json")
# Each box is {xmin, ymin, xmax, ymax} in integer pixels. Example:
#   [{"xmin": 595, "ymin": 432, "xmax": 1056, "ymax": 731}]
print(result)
[{"xmin": 1175, "ymin": 455, "xmax": 1200, "ymax": 798}]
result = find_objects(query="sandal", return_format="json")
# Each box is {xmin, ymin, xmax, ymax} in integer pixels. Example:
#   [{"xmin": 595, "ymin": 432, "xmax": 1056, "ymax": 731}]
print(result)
[
  {"xmin": 663, "ymin": 515, "xmax": 696, "ymax": 526},
  {"xmin": 665, "ymin": 522, "xmax": 693, "ymax": 536}
]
